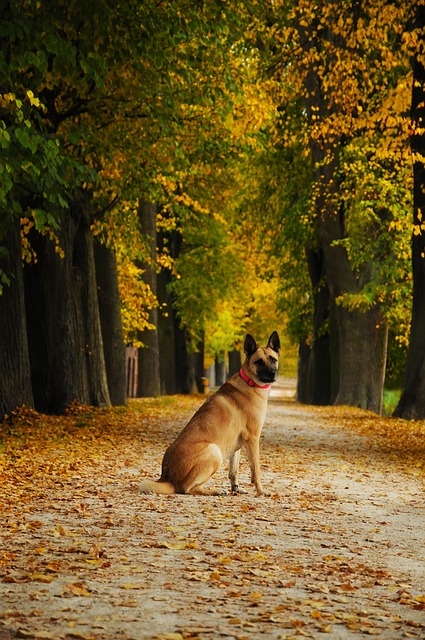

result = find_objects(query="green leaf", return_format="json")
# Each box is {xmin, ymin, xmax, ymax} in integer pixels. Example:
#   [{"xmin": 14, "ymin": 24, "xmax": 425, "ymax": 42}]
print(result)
[{"xmin": 33, "ymin": 208, "xmax": 47, "ymax": 230}]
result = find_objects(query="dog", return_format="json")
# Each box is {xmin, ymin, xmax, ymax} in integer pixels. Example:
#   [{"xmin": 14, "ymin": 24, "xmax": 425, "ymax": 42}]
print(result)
[{"xmin": 138, "ymin": 331, "xmax": 280, "ymax": 496}]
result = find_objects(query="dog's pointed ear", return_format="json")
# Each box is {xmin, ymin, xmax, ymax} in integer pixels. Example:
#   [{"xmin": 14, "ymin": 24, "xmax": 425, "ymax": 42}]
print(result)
[
  {"xmin": 244, "ymin": 334, "xmax": 258, "ymax": 356},
  {"xmin": 267, "ymin": 331, "xmax": 280, "ymax": 354}
]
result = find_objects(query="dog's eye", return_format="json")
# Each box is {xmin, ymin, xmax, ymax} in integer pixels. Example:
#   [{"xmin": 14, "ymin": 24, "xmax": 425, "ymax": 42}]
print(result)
[
  {"xmin": 269, "ymin": 356, "xmax": 277, "ymax": 364},
  {"xmin": 254, "ymin": 358, "xmax": 265, "ymax": 366}
]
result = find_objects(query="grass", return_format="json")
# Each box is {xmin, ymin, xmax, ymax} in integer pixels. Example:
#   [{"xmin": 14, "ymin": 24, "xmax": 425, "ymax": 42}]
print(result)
[{"xmin": 382, "ymin": 388, "xmax": 401, "ymax": 417}]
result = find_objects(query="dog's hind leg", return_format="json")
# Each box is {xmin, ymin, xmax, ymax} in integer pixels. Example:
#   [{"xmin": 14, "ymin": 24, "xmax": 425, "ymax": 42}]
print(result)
[{"xmin": 183, "ymin": 443, "xmax": 224, "ymax": 495}]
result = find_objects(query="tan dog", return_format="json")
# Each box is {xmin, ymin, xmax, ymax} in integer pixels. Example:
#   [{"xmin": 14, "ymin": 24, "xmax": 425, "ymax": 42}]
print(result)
[{"xmin": 138, "ymin": 331, "xmax": 280, "ymax": 496}]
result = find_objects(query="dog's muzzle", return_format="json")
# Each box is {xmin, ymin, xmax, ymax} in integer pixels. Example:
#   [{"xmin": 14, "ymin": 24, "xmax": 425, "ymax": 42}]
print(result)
[{"xmin": 257, "ymin": 367, "xmax": 277, "ymax": 384}]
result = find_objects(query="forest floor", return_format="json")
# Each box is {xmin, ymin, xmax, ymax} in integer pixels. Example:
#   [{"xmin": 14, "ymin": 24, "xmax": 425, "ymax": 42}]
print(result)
[{"xmin": 1, "ymin": 379, "xmax": 425, "ymax": 640}]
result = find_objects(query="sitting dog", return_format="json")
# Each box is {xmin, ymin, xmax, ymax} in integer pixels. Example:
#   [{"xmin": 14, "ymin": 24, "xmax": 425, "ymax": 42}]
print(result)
[{"xmin": 139, "ymin": 331, "xmax": 280, "ymax": 496}]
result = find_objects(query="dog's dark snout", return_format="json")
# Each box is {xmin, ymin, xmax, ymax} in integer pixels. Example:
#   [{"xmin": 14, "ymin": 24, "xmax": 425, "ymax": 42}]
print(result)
[{"xmin": 257, "ymin": 362, "xmax": 278, "ymax": 383}]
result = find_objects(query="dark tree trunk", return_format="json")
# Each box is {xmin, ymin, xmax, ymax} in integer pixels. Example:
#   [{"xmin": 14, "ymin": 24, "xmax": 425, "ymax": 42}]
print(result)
[
  {"xmin": 137, "ymin": 201, "xmax": 161, "ymax": 397},
  {"xmin": 228, "ymin": 349, "xmax": 241, "ymax": 376},
  {"xmin": 305, "ymin": 247, "xmax": 332, "ymax": 404},
  {"xmin": 157, "ymin": 268, "xmax": 177, "ymax": 395},
  {"xmin": 193, "ymin": 334, "xmax": 205, "ymax": 392},
  {"xmin": 0, "ymin": 222, "xmax": 34, "ymax": 421},
  {"xmin": 24, "ymin": 204, "xmax": 110, "ymax": 413},
  {"xmin": 394, "ymin": 5, "xmax": 425, "ymax": 419},
  {"xmin": 157, "ymin": 226, "xmax": 199, "ymax": 395},
  {"xmin": 297, "ymin": 340, "xmax": 311, "ymax": 403},
  {"xmin": 335, "ymin": 306, "xmax": 387, "ymax": 413},
  {"xmin": 94, "ymin": 241, "xmax": 127, "ymax": 405},
  {"xmin": 319, "ymin": 206, "xmax": 387, "ymax": 412},
  {"xmin": 174, "ymin": 324, "xmax": 197, "ymax": 394},
  {"xmin": 215, "ymin": 354, "xmax": 226, "ymax": 386}
]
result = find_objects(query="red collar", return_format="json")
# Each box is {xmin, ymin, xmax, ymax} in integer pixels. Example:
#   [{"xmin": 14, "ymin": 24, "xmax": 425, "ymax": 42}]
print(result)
[{"xmin": 239, "ymin": 368, "xmax": 271, "ymax": 389}]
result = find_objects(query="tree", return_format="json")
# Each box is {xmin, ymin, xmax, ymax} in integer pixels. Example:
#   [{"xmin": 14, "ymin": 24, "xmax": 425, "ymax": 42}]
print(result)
[
  {"xmin": 252, "ymin": 0, "xmax": 414, "ymax": 412},
  {"xmin": 394, "ymin": 2, "xmax": 425, "ymax": 419},
  {"xmin": 24, "ymin": 203, "xmax": 111, "ymax": 412},
  {"xmin": 137, "ymin": 201, "xmax": 161, "ymax": 398},
  {"xmin": 94, "ymin": 241, "xmax": 127, "ymax": 406},
  {"xmin": 0, "ymin": 0, "xmax": 269, "ymax": 416},
  {"xmin": 0, "ymin": 222, "xmax": 34, "ymax": 419}
]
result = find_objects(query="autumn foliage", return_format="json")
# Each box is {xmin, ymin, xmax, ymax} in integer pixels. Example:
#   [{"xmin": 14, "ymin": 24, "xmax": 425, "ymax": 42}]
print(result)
[
  {"xmin": 1, "ymin": 0, "xmax": 425, "ymax": 419},
  {"xmin": 1, "ymin": 395, "xmax": 425, "ymax": 638}
]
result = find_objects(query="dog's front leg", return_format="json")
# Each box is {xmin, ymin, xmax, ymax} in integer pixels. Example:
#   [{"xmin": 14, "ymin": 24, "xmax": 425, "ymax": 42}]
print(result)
[
  {"xmin": 229, "ymin": 449, "xmax": 247, "ymax": 494},
  {"xmin": 245, "ymin": 437, "xmax": 268, "ymax": 496},
  {"xmin": 228, "ymin": 449, "xmax": 241, "ymax": 493}
]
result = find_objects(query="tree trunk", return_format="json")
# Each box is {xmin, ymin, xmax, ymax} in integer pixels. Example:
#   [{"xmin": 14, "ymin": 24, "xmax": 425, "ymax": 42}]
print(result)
[
  {"xmin": 157, "ymin": 268, "xmax": 177, "ymax": 395},
  {"xmin": 394, "ymin": 5, "xmax": 425, "ymax": 418},
  {"xmin": 174, "ymin": 324, "xmax": 197, "ymax": 394},
  {"xmin": 215, "ymin": 354, "xmax": 227, "ymax": 386},
  {"xmin": 319, "ymin": 211, "xmax": 387, "ymax": 412},
  {"xmin": 193, "ymin": 334, "xmax": 205, "ymax": 392},
  {"xmin": 137, "ymin": 201, "xmax": 161, "ymax": 397},
  {"xmin": 297, "ymin": 340, "xmax": 311, "ymax": 403},
  {"xmin": 24, "ymin": 204, "xmax": 110, "ymax": 413},
  {"xmin": 335, "ymin": 306, "xmax": 387, "ymax": 413},
  {"xmin": 0, "ymin": 222, "xmax": 34, "ymax": 421},
  {"xmin": 228, "ymin": 349, "xmax": 241, "ymax": 376},
  {"xmin": 94, "ymin": 241, "xmax": 127, "ymax": 405},
  {"xmin": 305, "ymin": 247, "xmax": 332, "ymax": 404}
]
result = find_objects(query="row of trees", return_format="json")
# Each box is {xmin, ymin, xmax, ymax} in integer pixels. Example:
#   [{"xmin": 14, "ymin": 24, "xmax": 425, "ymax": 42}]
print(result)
[
  {"xmin": 0, "ymin": 0, "xmax": 274, "ymax": 420},
  {"xmin": 252, "ymin": 0, "xmax": 425, "ymax": 417},
  {"xmin": 1, "ymin": 0, "xmax": 425, "ymax": 420}
]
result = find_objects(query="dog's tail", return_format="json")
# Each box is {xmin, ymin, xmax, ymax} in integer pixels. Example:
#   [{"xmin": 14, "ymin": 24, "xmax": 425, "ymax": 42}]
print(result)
[{"xmin": 138, "ymin": 478, "xmax": 175, "ymax": 495}]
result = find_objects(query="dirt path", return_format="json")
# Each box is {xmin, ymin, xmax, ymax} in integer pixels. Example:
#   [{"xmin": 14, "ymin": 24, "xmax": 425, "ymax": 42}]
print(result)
[{"xmin": 1, "ymin": 388, "xmax": 424, "ymax": 640}]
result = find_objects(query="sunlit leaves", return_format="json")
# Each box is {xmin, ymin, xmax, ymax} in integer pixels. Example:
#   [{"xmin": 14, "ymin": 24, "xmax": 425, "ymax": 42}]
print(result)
[{"xmin": 249, "ymin": 0, "xmax": 417, "ymax": 353}]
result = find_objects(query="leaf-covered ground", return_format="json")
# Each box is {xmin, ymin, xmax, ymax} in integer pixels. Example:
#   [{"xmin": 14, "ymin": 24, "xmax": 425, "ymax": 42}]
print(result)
[{"xmin": 1, "ymin": 379, "xmax": 424, "ymax": 640}]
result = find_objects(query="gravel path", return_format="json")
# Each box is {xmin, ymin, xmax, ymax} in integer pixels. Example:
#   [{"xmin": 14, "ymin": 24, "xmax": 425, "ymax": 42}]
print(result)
[{"xmin": 1, "ymin": 387, "xmax": 424, "ymax": 640}]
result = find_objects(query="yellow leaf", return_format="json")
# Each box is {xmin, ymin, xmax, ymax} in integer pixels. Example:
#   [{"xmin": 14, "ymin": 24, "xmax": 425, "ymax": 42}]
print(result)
[
  {"xmin": 161, "ymin": 540, "xmax": 187, "ymax": 550},
  {"xmin": 28, "ymin": 572, "xmax": 55, "ymax": 583},
  {"xmin": 54, "ymin": 524, "xmax": 75, "ymax": 537},
  {"xmin": 311, "ymin": 609, "xmax": 322, "ymax": 619},
  {"xmin": 64, "ymin": 582, "xmax": 91, "ymax": 597},
  {"xmin": 121, "ymin": 583, "xmax": 143, "ymax": 590}
]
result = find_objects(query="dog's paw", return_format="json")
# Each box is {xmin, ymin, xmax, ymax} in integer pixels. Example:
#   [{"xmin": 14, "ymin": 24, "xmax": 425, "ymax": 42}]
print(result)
[{"xmin": 230, "ymin": 484, "xmax": 248, "ymax": 496}]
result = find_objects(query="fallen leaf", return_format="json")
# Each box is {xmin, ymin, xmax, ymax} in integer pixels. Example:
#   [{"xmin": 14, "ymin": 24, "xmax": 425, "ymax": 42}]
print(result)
[
  {"xmin": 121, "ymin": 583, "xmax": 143, "ymax": 590},
  {"xmin": 54, "ymin": 524, "xmax": 75, "ymax": 537},
  {"xmin": 160, "ymin": 541, "xmax": 187, "ymax": 550},
  {"xmin": 63, "ymin": 582, "xmax": 92, "ymax": 596},
  {"xmin": 28, "ymin": 572, "xmax": 56, "ymax": 583}
]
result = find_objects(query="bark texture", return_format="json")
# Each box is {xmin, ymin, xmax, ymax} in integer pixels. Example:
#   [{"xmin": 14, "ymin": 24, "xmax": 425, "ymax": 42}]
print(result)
[
  {"xmin": 94, "ymin": 241, "xmax": 127, "ymax": 406},
  {"xmin": 0, "ymin": 222, "xmax": 34, "ymax": 421},
  {"xmin": 137, "ymin": 201, "xmax": 161, "ymax": 398},
  {"xmin": 24, "ymin": 205, "xmax": 110, "ymax": 413}
]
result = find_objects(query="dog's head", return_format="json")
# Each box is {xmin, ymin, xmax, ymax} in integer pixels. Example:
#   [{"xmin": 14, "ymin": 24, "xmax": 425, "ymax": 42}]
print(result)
[{"xmin": 244, "ymin": 331, "xmax": 280, "ymax": 384}]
